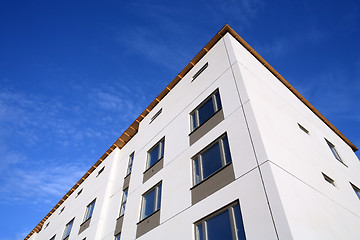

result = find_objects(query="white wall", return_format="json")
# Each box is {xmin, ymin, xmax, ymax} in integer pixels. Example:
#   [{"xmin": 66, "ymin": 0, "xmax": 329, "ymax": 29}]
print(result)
[{"xmin": 225, "ymin": 33, "xmax": 360, "ymax": 239}]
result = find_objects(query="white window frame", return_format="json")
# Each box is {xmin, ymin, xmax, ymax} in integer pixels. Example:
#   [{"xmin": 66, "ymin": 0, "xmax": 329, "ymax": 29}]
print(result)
[
  {"xmin": 126, "ymin": 152, "xmax": 135, "ymax": 175},
  {"xmin": 140, "ymin": 182, "xmax": 162, "ymax": 220},
  {"xmin": 62, "ymin": 218, "xmax": 74, "ymax": 240},
  {"xmin": 193, "ymin": 134, "xmax": 232, "ymax": 185},
  {"xmin": 119, "ymin": 188, "xmax": 128, "ymax": 216},
  {"xmin": 83, "ymin": 199, "xmax": 96, "ymax": 223},
  {"xmin": 194, "ymin": 201, "xmax": 246, "ymax": 240},
  {"xmin": 146, "ymin": 138, "xmax": 165, "ymax": 169},
  {"xmin": 325, "ymin": 139, "xmax": 343, "ymax": 163},
  {"xmin": 190, "ymin": 90, "xmax": 222, "ymax": 131}
]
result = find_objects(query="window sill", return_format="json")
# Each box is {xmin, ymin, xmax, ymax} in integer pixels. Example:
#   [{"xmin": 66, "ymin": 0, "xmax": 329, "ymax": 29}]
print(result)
[
  {"xmin": 137, "ymin": 209, "xmax": 160, "ymax": 225},
  {"xmin": 80, "ymin": 217, "xmax": 91, "ymax": 227},
  {"xmin": 124, "ymin": 172, "xmax": 131, "ymax": 179},
  {"xmin": 190, "ymin": 162, "xmax": 232, "ymax": 190},
  {"xmin": 143, "ymin": 157, "xmax": 163, "ymax": 174},
  {"xmin": 189, "ymin": 109, "xmax": 222, "ymax": 136}
]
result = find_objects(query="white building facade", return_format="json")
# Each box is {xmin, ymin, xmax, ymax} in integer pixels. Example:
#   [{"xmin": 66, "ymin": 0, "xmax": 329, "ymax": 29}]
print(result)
[{"xmin": 26, "ymin": 25, "xmax": 360, "ymax": 240}]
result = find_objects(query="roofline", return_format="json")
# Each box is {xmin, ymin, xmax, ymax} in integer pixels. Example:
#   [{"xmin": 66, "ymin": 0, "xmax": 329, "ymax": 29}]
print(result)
[{"xmin": 24, "ymin": 24, "xmax": 357, "ymax": 240}]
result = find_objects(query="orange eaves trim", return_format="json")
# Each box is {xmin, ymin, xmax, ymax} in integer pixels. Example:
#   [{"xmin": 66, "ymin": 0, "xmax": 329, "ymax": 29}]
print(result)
[{"xmin": 24, "ymin": 23, "xmax": 357, "ymax": 240}]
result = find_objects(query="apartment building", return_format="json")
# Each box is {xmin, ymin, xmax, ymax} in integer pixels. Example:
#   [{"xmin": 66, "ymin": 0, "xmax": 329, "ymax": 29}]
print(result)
[{"xmin": 25, "ymin": 25, "xmax": 360, "ymax": 240}]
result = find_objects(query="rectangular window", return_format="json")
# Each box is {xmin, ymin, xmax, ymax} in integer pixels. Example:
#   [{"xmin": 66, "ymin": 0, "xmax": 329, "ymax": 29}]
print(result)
[
  {"xmin": 96, "ymin": 166, "xmax": 105, "ymax": 177},
  {"xmin": 322, "ymin": 173, "xmax": 336, "ymax": 187},
  {"xmin": 62, "ymin": 219, "xmax": 74, "ymax": 239},
  {"xmin": 351, "ymin": 183, "xmax": 360, "ymax": 200},
  {"xmin": 115, "ymin": 233, "xmax": 121, "ymax": 240},
  {"xmin": 76, "ymin": 188, "xmax": 83, "ymax": 198},
  {"xmin": 141, "ymin": 182, "xmax": 162, "ymax": 220},
  {"xmin": 147, "ymin": 139, "xmax": 165, "ymax": 169},
  {"xmin": 326, "ymin": 139, "xmax": 343, "ymax": 163},
  {"xmin": 192, "ymin": 62, "xmax": 208, "ymax": 81},
  {"xmin": 191, "ymin": 90, "xmax": 222, "ymax": 131},
  {"xmin": 83, "ymin": 200, "xmax": 96, "ymax": 222},
  {"xmin": 195, "ymin": 201, "xmax": 246, "ymax": 240},
  {"xmin": 298, "ymin": 123, "xmax": 309, "ymax": 134},
  {"xmin": 59, "ymin": 206, "xmax": 65, "ymax": 215},
  {"xmin": 119, "ymin": 188, "xmax": 128, "ymax": 216},
  {"xmin": 193, "ymin": 134, "xmax": 232, "ymax": 185},
  {"xmin": 150, "ymin": 108, "xmax": 162, "ymax": 123},
  {"xmin": 126, "ymin": 152, "xmax": 135, "ymax": 175}
]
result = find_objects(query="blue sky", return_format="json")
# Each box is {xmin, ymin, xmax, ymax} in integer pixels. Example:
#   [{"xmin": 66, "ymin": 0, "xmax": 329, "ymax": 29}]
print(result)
[{"xmin": 0, "ymin": 0, "xmax": 359, "ymax": 239}]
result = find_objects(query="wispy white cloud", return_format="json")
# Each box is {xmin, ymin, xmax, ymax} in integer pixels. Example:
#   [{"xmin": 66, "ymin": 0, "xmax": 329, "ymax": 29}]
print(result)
[
  {"xmin": 0, "ymin": 160, "xmax": 87, "ymax": 205},
  {"xmin": 0, "ymin": 83, "xmax": 144, "ymax": 207}
]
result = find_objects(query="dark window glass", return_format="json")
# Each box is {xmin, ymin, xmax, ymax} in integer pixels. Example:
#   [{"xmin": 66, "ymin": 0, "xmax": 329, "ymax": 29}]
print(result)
[
  {"xmin": 233, "ymin": 204, "xmax": 247, "ymax": 240},
  {"xmin": 207, "ymin": 210, "xmax": 232, "ymax": 240},
  {"xmin": 195, "ymin": 202, "xmax": 246, "ymax": 240},
  {"xmin": 198, "ymin": 97, "xmax": 215, "ymax": 126},
  {"xmin": 222, "ymin": 136, "xmax": 232, "ymax": 165},
  {"xmin": 215, "ymin": 92, "xmax": 222, "ymax": 110},
  {"xmin": 147, "ymin": 139, "xmax": 164, "ymax": 169},
  {"xmin": 127, "ymin": 153, "xmax": 134, "ymax": 175},
  {"xmin": 149, "ymin": 145, "xmax": 160, "ymax": 167},
  {"xmin": 84, "ymin": 200, "xmax": 96, "ymax": 222},
  {"xmin": 191, "ymin": 90, "xmax": 222, "ymax": 131},
  {"xmin": 157, "ymin": 184, "xmax": 162, "ymax": 210},
  {"xmin": 201, "ymin": 142, "xmax": 222, "ymax": 180},
  {"xmin": 63, "ymin": 219, "xmax": 74, "ymax": 239},
  {"xmin": 119, "ymin": 188, "xmax": 128, "ymax": 216},
  {"xmin": 193, "ymin": 135, "xmax": 232, "ymax": 184},
  {"xmin": 141, "ymin": 183, "xmax": 162, "ymax": 220},
  {"xmin": 142, "ymin": 188, "xmax": 155, "ymax": 219}
]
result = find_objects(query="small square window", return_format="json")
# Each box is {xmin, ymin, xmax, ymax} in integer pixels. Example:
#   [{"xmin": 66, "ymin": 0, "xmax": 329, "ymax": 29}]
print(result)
[
  {"xmin": 192, "ymin": 62, "xmax": 208, "ymax": 81},
  {"xmin": 119, "ymin": 188, "xmax": 128, "ymax": 216},
  {"xmin": 59, "ymin": 206, "xmax": 65, "ymax": 215},
  {"xmin": 76, "ymin": 188, "xmax": 83, "ymax": 198},
  {"xmin": 322, "ymin": 173, "xmax": 336, "ymax": 187},
  {"xmin": 195, "ymin": 201, "xmax": 246, "ymax": 240},
  {"xmin": 350, "ymin": 183, "xmax": 360, "ymax": 200},
  {"xmin": 325, "ymin": 139, "xmax": 343, "ymax": 163},
  {"xmin": 62, "ymin": 218, "xmax": 74, "ymax": 240},
  {"xmin": 298, "ymin": 123, "xmax": 309, "ymax": 134},
  {"xmin": 44, "ymin": 222, "xmax": 50, "ymax": 229},
  {"xmin": 147, "ymin": 139, "xmax": 165, "ymax": 169},
  {"xmin": 190, "ymin": 90, "xmax": 222, "ymax": 131},
  {"xmin": 96, "ymin": 166, "xmax": 105, "ymax": 177},
  {"xmin": 150, "ymin": 108, "xmax": 162, "ymax": 124},
  {"xmin": 126, "ymin": 153, "xmax": 135, "ymax": 175},
  {"xmin": 193, "ymin": 134, "xmax": 232, "ymax": 185},
  {"xmin": 83, "ymin": 200, "xmax": 96, "ymax": 223},
  {"xmin": 141, "ymin": 182, "xmax": 162, "ymax": 220}
]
